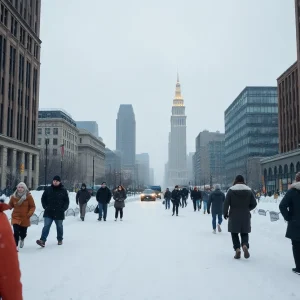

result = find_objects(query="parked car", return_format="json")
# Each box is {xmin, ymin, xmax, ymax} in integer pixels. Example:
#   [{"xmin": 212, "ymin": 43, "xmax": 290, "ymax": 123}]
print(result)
[{"xmin": 140, "ymin": 189, "xmax": 156, "ymax": 201}]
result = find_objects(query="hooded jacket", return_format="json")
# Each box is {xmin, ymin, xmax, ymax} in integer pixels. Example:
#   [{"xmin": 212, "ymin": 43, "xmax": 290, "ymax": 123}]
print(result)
[
  {"xmin": 207, "ymin": 189, "xmax": 225, "ymax": 215},
  {"xmin": 0, "ymin": 203, "xmax": 23, "ymax": 300},
  {"xmin": 223, "ymin": 184, "xmax": 257, "ymax": 233},
  {"xmin": 279, "ymin": 182, "xmax": 300, "ymax": 241}
]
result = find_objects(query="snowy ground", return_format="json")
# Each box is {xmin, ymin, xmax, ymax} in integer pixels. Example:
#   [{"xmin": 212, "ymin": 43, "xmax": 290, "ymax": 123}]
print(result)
[{"xmin": 10, "ymin": 196, "xmax": 299, "ymax": 300}]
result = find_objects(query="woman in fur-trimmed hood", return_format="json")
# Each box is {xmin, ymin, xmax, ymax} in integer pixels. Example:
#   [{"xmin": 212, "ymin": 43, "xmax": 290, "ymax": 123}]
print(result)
[
  {"xmin": 9, "ymin": 182, "xmax": 36, "ymax": 249},
  {"xmin": 279, "ymin": 172, "xmax": 300, "ymax": 275},
  {"xmin": 223, "ymin": 175, "xmax": 257, "ymax": 259}
]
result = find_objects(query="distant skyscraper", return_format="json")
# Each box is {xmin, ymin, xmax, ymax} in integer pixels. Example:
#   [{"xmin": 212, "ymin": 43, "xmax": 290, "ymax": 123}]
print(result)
[
  {"xmin": 116, "ymin": 105, "xmax": 136, "ymax": 174},
  {"xmin": 167, "ymin": 75, "xmax": 188, "ymax": 186},
  {"xmin": 136, "ymin": 153, "xmax": 150, "ymax": 187},
  {"xmin": 76, "ymin": 121, "xmax": 99, "ymax": 137}
]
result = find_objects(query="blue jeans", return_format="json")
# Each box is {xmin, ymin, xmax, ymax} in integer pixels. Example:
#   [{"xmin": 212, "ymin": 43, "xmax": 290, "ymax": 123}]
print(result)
[
  {"xmin": 98, "ymin": 203, "xmax": 108, "ymax": 220},
  {"xmin": 203, "ymin": 201, "xmax": 207, "ymax": 211},
  {"xmin": 41, "ymin": 217, "xmax": 63, "ymax": 242},
  {"xmin": 212, "ymin": 214, "xmax": 223, "ymax": 230},
  {"xmin": 196, "ymin": 200, "xmax": 201, "ymax": 210},
  {"xmin": 165, "ymin": 199, "xmax": 170, "ymax": 209}
]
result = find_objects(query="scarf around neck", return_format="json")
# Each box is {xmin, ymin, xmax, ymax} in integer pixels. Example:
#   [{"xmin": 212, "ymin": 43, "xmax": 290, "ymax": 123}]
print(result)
[{"xmin": 14, "ymin": 191, "xmax": 28, "ymax": 206}]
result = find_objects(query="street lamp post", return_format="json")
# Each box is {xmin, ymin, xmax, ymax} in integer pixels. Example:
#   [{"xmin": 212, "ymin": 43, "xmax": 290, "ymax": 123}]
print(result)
[
  {"xmin": 44, "ymin": 136, "xmax": 49, "ymax": 189},
  {"xmin": 60, "ymin": 144, "xmax": 64, "ymax": 180},
  {"xmin": 92, "ymin": 156, "xmax": 95, "ymax": 194}
]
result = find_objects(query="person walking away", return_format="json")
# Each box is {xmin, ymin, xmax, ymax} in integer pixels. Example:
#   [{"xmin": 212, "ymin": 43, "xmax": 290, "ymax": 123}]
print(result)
[
  {"xmin": 113, "ymin": 185, "xmax": 127, "ymax": 221},
  {"xmin": 191, "ymin": 187, "xmax": 202, "ymax": 212},
  {"xmin": 164, "ymin": 188, "xmax": 172, "ymax": 209},
  {"xmin": 36, "ymin": 176, "xmax": 69, "ymax": 247},
  {"xmin": 202, "ymin": 187, "xmax": 210, "ymax": 214},
  {"xmin": 279, "ymin": 172, "xmax": 300, "ymax": 275},
  {"xmin": 181, "ymin": 187, "xmax": 189, "ymax": 207},
  {"xmin": 0, "ymin": 202, "xmax": 23, "ymax": 300},
  {"xmin": 76, "ymin": 183, "xmax": 91, "ymax": 221},
  {"xmin": 223, "ymin": 175, "xmax": 257, "ymax": 259},
  {"xmin": 8, "ymin": 182, "xmax": 35, "ymax": 250},
  {"xmin": 96, "ymin": 182, "xmax": 112, "ymax": 221},
  {"xmin": 207, "ymin": 184, "xmax": 225, "ymax": 234},
  {"xmin": 171, "ymin": 185, "xmax": 181, "ymax": 216}
]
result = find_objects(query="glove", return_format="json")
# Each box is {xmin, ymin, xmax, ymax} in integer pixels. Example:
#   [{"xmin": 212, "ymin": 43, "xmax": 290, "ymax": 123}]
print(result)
[
  {"xmin": 224, "ymin": 214, "xmax": 229, "ymax": 220},
  {"xmin": 207, "ymin": 210, "xmax": 210, "ymax": 214}
]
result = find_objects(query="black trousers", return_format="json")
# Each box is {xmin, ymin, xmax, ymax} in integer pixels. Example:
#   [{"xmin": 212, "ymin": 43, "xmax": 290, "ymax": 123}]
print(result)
[
  {"xmin": 231, "ymin": 233, "xmax": 249, "ymax": 250},
  {"xmin": 172, "ymin": 203, "xmax": 179, "ymax": 215},
  {"xmin": 13, "ymin": 224, "xmax": 28, "ymax": 246},
  {"xmin": 182, "ymin": 197, "xmax": 187, "ymax": 207},
  {"xmin": 292, "ymin": 240, "xmax": 300, "ymax": 270},
  {"xmin": 115, "ymin": 208, "xmax": 123, "ymax": 219}
]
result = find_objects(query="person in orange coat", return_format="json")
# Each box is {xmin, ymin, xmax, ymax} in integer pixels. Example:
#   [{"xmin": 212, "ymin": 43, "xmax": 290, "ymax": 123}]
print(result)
[
  {"xmin": 0, "ymin": 202, "xmax": 23, "ymax": 300},
  {"xmin": 9, "ymin": 182, "xmax": 35, "ymax": 250}
]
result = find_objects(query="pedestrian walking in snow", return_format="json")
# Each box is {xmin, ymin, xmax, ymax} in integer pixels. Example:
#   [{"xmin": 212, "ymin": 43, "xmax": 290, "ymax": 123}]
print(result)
[
  {"xmin": 171, "ymin": 185, "xmax": 181, "ymax": 216},
  {"xmin": 191, "ymin": 187, "xmax": 202, "ymax": 212},
  {"xmin": 181, "ymin": 187, "xmax": 189, "ymax": 208},
  {"xmin": 202, "ymin": 187, "xmax": 210, "ymax": 214},
  {"xmin": 207, "ymin": 184, "xmax": 225, "ymax": 234},
  {"xmin": 164, "ymin": 188, "xmax": 172, "ymax": 209},
  {"xmin": 36, "ymin": 176, "xmax": 69, "ymax": 247},
  {"xmin": 76, "ymin": 183, "xmax": 91, "ymax": 221},
  {"xmin": 8, "ymin": 182, "xmax": 36, "ymax": 250},
  {"xmin": 0, "ymin": 202, "xmax": 23, "ymax": 300},
  {"xmin": 113, "ymin": 185, "xmax": 127, "ymax": 221},
  {"xmin": 223, "ymin": 175, "xmax": 257, "ymax": 259},
  {"xmin": 279, "ymin": 172, "xmax": 300, "ymax": 275},
  {"xmin": 96, "ymin": 182, "xmax": 112, "ymax": 221}
]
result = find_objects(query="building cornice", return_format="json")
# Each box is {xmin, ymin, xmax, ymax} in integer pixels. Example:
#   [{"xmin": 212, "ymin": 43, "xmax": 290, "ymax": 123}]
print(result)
[
  {"xmin": 0, "ymin": 134, "xmax": 40, "ymax": 154},
  {"xmin": 260, "ymin": 149, "xmax": 300, "ymax": 164}
]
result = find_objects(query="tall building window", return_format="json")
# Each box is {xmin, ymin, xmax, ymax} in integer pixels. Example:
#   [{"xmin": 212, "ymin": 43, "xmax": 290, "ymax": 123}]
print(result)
[
  {"xmin": 38, "ymin": 138, "xmax": 41, "ymax": 145},
  {"xmin": 0, "ymin": 35, "xmax": 6, "ymax": 70},
  {"xmin": 53, "ymin": 128, "xmax": 58, "ymax": 135},
  {"xmin": 45, "ymin": 128, "xmax": 50, "ymax": 134},
  {"xmin": 38, "ymin": 128, "xmax": 42, "ymax": 134},
  {"xmin": 10, "ymin": 16, "xmax": 18, "ymax": 37},
  {"xmin": 9, "ymin": 46, "xmax": 16, "ymax": 77},
  {"xmin": 53, "ymin": 138, "xmax": 58, "ymax": 145},
  {"xmin": 26, "ymin": 61, "xmax": 31, "ymax": 88},
  {"xmin": 0, "ymin": 4, "xmax": 8, "ymax": 27},
  {"xmin": 20, "ymin": 27, "xmax": 26, "ymax": 45},
  {"xmin": 19, "ymin": 54, "xmax": 25, "ymax": 82},
  {"xmin": 34, "ymin": 43, "xmax": 39, "ymax": 59},
  {"xmin": 27, "ymin": 35, "xmax": 32, "ymax": 53},
  {"xmin": 33, "ymin": 68, "xmax": 38, "ymax": 97}
]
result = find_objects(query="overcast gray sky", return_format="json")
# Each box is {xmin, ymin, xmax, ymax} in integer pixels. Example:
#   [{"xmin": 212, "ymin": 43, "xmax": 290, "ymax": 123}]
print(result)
[{"xmin": 40, "ymin": 0, "xmax": 296, "ymax": 184}]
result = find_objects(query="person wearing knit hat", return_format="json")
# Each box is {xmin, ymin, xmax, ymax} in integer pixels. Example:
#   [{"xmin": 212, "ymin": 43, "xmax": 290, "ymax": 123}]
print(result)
[
  {"xmin": 0, "ymin": 202, "xmax": 23, "ymax": 299},
  {"xmin": 9, "ymin": 182, "xmax": 36, "ymax": 251},
  {"xmin": 279, "ymin": 172, "xmax": 300, "ymax": 275},
  {"xmin": 36, "ymin": 175, "xmax": 69, "ymax": 247},
  {"xmin": 76, "ymin": 183, "xmax": 91, "ymax": 221}
]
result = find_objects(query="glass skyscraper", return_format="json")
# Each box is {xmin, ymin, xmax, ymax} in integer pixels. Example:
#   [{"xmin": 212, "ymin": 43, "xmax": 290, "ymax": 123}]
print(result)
[{"xmin": 224, "ymin": 87, "xmax": 279, "ymax": 185}]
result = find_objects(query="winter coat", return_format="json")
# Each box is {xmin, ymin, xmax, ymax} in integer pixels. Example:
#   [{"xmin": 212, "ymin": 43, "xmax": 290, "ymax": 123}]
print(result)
[
  {"xmin": 0, "ymin": 203, "xmax": 22, "ymax": 300},
  {"xmin": 113, "ymin": 189, "xmax": 127, "ymax": 209},
  {"xmin": 164, "ymin": 190, "xmax": 172, "ymax": 200},
  {"xmin": 42, "ymin": 184, "xmax": 70, "ymax": 220},
  {"xmin": 223, "ymin": 184, "xmax": 257, "ymax": 233},
  {"xmin": 171, "ymin": 189, "xmax": 181, "ymax": 204},
  {"xmin": 191, "ymin": 190, "xmax": 202, "ymax": 200},
  {"xmin": 96, "ymin": 187, "xmax": 112, "ymax": 204},
  {"xmin": 207, "ymin": 189, "xmax": 225, "ymax": 215},
  {"xmin": 279, "ymin": 182, "xmax": 300, "ymax": 241},
  {"xmin": 76, "ymin": 188, "xmax": 91, "ymax": 205},
  {"xmin": 181, "ymin": 188, "xmax": 189, "ymax": 199},
  {"xmin": 9, "ymin": 192, "xmax": 36, "ymax": 227},
  {"xmin": 202, "ymin": 191, "xmax": 210, "ymax": 202}
]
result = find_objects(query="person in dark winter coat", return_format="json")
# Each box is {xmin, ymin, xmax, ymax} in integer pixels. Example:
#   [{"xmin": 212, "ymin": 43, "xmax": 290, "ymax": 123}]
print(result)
[
  {"xmin": 181, "ymin": 188, "xmax": 189, "ymax": 208},
  {"xmin": 202, "ymin": 188, "xmax": 211, "ymax": 214},
  {"xmin": 207, "ymin": 184, "xmax": 225, "ymax": 233},
  {"xmin": 279, "ymin": 172, "xmax": 300, "ymax": 275},
  {"xmin": 113, "ymin": 185, "xmax": 127, "ymax": 221},
  {"xmin": 36, "ymin": 175, "xmax": 70, "ymax": 247},
  {"xmin": 191, "ymin": 187, "xmax": 202, "ymax": 211},
  {"xmin": 96, "ymin": 182, "xmax": 112, "ymax": 221},
  {"xmin": 223, "ymin": 175, "xmax": 257, "ymax": 259},
  {"xmin": 164, "ymin": 188, "xmax": 172, "ymax": 209},
  {"xmin": 76, "ymin": 183, "xmax": 91, "ymax": 221},
  {"xmin": 171, "ymin": 185, "xmax": 181, "ymax": 216}
]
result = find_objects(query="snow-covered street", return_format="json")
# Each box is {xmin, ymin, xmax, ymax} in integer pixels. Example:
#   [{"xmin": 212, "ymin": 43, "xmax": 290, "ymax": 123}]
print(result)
[{"xmin": 17, "ymin": 198, "xmax": 299, "ymax": 300}]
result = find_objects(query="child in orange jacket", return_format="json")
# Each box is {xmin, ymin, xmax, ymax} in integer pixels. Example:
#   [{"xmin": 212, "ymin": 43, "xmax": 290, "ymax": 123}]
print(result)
[{"xmin": 0, "ymin": 202, "xmax": 23, "ymax": 300}]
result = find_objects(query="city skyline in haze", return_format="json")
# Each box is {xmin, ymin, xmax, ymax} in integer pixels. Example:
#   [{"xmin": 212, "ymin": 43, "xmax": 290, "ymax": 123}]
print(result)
[{"xmin": 39, "ymin": 0, "xmax": 296, "ymax": 184}]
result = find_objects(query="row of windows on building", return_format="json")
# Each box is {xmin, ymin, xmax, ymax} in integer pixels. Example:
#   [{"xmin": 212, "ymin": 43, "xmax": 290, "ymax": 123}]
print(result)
[
  {"xmin": 37, "ymin": 137, "xmax": 77, "ymax": 152},
  {"xmin": 43, "ymin": 148, "xmax": 76, "ymax": 159},
  {"xmin": 0, "ymin": 3, "xmax": 39, "ymax": 59},
  {"xmin": 37, "ymin": 127, "xmax": 78, "ymax": 142}
]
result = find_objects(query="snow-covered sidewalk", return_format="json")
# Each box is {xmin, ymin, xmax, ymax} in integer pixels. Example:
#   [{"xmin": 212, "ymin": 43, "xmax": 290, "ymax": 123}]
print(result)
[{"xmin": 17, "ymin": 199, "xmax": 299, "ymax": 300}]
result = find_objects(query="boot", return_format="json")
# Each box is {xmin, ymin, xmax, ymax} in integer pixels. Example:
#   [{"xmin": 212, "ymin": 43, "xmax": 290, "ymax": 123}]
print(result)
[
  {"xmin": 36, "ymin": 239, "xmax": 45, "ymax": 248},
  {"xmin": 234, "ymin": 248, "xmax": 241, "ymax": 259},
  {"xmin": 98, "ymin": 217, "xmax": 102, "ymax": 221},
  {"xmin": 217, "ymin": 224, "xmax": 222, "ymax": 232},
  {"xmin": 82, "ymin": 217, "xmax": 85, "ymax": 221},
  {"xmin": 242, "ymin": 245, "xmax": 250, "ymax": 259},
  {"xmin": 213, "ymin": 230, "xmax": 216, "ymax": 234},
  {"xmin": 20, "ymin": 239, "xmax": 25, "ymax": 248},
  {"xmin": 80, "ymin": 216, "xmax": 83, "ymax": 221},
  {"xmin": 58, "ymin": 241, "xmax": 63, "ymax": 245},
  {"xmin": 292, "ymin": 268, "xmax": 300, "ymax": 275}
]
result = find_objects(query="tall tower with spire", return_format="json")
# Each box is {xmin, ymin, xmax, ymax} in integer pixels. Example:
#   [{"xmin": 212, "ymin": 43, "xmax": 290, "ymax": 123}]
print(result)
[{"xmin": 167, "ymin": 74, "xmax": 188, "ymax": 186}]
